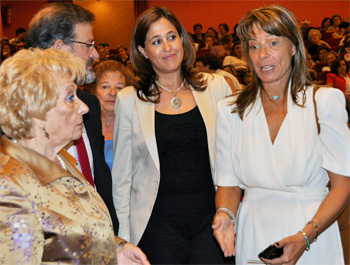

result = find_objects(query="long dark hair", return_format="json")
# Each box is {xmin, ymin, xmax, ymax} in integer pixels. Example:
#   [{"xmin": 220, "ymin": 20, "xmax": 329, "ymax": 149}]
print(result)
[
  {"xmin": 233, "ymin": 5, "xmax": 312, "ymax": 119},
  {"xmin": 131, "ymin": 6, "xmax": 206, "ymax": 103}
]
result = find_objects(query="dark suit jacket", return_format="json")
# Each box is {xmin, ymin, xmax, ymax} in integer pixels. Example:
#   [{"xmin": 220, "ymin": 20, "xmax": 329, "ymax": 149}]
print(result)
[{"xmin": 77, "ymin": 89, "xmax": 119, "ymax": 235}]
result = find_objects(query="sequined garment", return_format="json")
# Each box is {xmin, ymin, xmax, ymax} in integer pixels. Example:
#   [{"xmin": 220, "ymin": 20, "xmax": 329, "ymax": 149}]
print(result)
[{"xmin": 0, "ymin": 136, "xmax": 118, "ymax": 264}]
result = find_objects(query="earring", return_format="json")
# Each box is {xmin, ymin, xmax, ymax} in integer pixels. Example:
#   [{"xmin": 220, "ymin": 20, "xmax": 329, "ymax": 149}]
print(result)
[{"xmin": 43, "ymin": 126, "xmax": 50, "ymax": 139}]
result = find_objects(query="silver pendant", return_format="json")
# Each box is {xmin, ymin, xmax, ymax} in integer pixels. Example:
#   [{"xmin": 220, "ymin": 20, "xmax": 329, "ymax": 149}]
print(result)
[{"xmin": 171, "ymin": 96, "xmax": 182, "ymax": 108}]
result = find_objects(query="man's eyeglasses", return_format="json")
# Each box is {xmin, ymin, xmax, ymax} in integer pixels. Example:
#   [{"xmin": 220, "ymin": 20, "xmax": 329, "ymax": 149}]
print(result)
[{"xmin": 64, "ymin": 39, "xmax": 95, "ymax": 51}]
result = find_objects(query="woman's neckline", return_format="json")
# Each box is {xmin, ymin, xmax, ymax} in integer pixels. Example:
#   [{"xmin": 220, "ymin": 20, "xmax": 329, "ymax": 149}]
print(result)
[{"xmin": 155, "ymin": 106, "xmax": 198, "ymax": 116}]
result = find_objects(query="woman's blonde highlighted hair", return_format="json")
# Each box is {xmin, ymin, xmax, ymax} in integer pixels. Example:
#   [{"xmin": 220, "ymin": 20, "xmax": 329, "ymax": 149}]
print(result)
[
  {"xmin": 0, "ymin": 48, "xmax": 86, "ymax": 139},
  {"xmin": 233, "ymin": 5, "xmax": 312, "ymax": 119}
]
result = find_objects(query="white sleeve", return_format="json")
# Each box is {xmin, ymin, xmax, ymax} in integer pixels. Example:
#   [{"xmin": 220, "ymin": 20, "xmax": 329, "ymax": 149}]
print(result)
[
  {"xmin": 215, "ymin": 98, "xmax": 239, "ymax": 186},
  {"xmin": 112, "ymin": 89, "xmax": 134, "ymax": 241},
  {"xmin": 316, "ymin": 87, "xmax": 350, "ymax": 176}
]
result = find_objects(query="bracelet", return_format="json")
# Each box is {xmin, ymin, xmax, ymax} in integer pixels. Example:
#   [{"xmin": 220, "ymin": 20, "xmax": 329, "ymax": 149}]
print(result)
[
  {"xmin": 307, "ymin": 220, "xmax": 319, "ymax": 242},
  {"xmin": 116, "ymin": 240, "xmax": 128, "ymax": 252},
  {"xmin": 299, "ymin": 230, "xmax": 310, "ymax": 251},
  {"xmin": 216, "ymin": 207, "xmax": 235, "ymax": 225}
]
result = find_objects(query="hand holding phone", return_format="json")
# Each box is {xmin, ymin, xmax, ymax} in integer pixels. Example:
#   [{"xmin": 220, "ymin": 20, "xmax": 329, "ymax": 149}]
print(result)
[{"xmin": 258, "ymin": 244, "xmax": 284, "ymax": 259}]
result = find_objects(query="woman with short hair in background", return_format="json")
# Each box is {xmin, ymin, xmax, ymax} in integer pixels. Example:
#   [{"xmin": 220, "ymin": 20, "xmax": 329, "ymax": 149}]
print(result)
[{"xmin": 91, "ymin": 60, "xmax": 135, "ymax": 171}]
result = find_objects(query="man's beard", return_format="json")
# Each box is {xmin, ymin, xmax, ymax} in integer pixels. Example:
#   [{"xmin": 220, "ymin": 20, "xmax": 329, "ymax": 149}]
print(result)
[
  {"xmin": 85, "ymin": 68, "xmax": 96, "ymax": 84},
  {"xmin": 84, "ymin": 58, "xmax": 96, "ymax": 84}
]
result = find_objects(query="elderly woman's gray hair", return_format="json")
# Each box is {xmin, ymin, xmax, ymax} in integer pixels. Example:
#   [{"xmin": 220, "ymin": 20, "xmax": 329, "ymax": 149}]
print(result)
[
  {"xmin": 307, "ymin": 29, "xmax": 322, "ymax": 42},
  {"xmin": 0, "ymin": 48, "xmax": 86, "ymax": 140}
]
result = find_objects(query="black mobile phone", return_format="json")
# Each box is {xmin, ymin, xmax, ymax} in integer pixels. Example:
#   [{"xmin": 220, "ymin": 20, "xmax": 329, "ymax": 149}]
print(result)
[{"xmin": 258, "ymin": 244, "xmax": 284, "ymax": 259}]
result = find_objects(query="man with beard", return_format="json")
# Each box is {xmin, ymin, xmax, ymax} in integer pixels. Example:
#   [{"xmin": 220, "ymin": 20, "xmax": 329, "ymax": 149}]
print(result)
[{"xmin": 26, "ymin": 4, "xmax": 148, "ymax": 263}]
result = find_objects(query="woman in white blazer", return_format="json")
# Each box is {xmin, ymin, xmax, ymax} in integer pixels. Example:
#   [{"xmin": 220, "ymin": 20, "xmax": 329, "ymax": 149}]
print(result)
[{"xmin": 112, "ymin": 7, "xmax": 232, "ymax": 265}]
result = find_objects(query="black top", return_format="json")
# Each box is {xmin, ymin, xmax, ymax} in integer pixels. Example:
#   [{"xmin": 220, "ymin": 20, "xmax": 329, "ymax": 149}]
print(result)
[{"xmin": 153, "ymin": 106, "xmax": 215, "ymax": 219}]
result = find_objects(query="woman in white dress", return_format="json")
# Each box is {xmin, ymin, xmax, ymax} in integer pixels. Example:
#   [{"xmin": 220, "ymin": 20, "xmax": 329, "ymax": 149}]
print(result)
[{"xmin": 212, "ymin": 5, "xmax": 350, "ymax": 265}]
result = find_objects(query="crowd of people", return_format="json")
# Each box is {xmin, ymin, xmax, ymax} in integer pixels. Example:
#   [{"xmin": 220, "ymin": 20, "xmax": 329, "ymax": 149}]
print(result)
[{"xmin": 0, "ymin": 3, "xmax": 349, "ymax": 265}]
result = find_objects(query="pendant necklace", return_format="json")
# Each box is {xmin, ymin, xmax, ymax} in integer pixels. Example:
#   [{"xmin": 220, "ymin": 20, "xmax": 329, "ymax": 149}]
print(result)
[{"xmin": 155, "ymin": 80, "xmax": 185, "ymax": 108}]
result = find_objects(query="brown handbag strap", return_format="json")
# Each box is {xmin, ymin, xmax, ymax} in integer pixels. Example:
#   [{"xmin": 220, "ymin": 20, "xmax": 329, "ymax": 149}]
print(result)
[{"xmin": 313, "ymin": 86, "xmax": 321, "ymax": 135}]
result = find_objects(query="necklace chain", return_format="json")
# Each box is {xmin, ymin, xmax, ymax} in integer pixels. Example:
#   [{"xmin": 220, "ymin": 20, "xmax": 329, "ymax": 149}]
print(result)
[
  {"xmin": 56, "ymin": 155, "xmax": 67, "ymax": 170},
  {"xmin": 155, "ymin": 80, "xmax": 185, "ymax": 96},
  {"xmin": 155, "ymin": 80, "xmax": 185, "ymax": 108}
]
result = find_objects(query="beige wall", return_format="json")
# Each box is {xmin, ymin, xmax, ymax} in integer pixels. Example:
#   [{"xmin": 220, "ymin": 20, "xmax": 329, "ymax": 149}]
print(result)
[{"xmin": 74, "ymin": 0, "xmax": 135, "ymax": 51}]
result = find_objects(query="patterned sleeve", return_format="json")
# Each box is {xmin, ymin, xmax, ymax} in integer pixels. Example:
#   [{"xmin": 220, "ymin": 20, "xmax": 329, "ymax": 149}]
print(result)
[
  {"xmin": 0, "ymin": 161, "xmax": 44, "ymax": 264},
  {"xmin": 316, "ymin": 87, "xmax": 350, "ymax": 176}
]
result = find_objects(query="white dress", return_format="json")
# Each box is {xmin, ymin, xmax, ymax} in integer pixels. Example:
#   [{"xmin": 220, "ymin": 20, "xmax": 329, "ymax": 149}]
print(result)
[{"xmin": 215, "ymin": 85, "xmax": 350, "ymax": 265}]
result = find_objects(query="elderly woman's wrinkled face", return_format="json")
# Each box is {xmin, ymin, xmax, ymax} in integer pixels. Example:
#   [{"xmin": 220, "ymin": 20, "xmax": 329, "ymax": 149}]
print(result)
[
  {"xmin": 45, "ymin": 73, "xmax": 88, "ymax": 145},
  {"xmin": 248, "ymin": 24, "xmax": 296, "ymax": 88},
  {"xmin": 96, "ymin": 71, "xmax": 126, "ymax": 114},
  {"xmin": 310, "ymin": 31, "xmax": 320, "ymax": 44}
]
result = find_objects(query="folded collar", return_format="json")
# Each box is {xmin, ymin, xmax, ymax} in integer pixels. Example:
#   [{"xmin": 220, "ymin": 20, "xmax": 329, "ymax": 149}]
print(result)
[{"xmin": 1, "ymin": 136, "xmax": 84, "ymax": 186}]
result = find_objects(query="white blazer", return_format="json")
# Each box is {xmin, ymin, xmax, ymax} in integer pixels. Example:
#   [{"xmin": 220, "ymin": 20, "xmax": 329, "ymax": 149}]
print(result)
[{"xmin": 111, "ymin": 73, "xmax": 231, "ymax": 245}]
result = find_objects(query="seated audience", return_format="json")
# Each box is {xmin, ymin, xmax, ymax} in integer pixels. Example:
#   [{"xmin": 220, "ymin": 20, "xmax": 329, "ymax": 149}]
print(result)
[
  {"xmin": 210, "ymin": 33, "xmax": 232, "ymax": 58},
  {"xmin": 206, "ymin": 27, "xmax": 219, "ymax": 42},
  {"xmin": 9, "ymin": 27, "xmax": 26, "ymax": 49},
  {"xmin": 306, "ymin": 28, "xmax": 331, "ymax": 56},
  {"xmin": 195, "ymin": 53, "xmax": 241, "ymax": 93},
  {"xmin": 0, "ymin": 42, "xmax": 12, "ymax": 63},
  {"xmin": 317, "ymin": 45, "xmax": 331, "ymax": 63},
  {"xmin": 0, "ymin": 37, "xmax": 9, "ymax": 45},
  {"xmin": 232, "ymin": 23, "xmax": 239, "ymax": 42},
  {"xmin": 90, "ymin": 60, "xmax": 135, "ymax": 170},
  {"xmin": 322, "ymin": 51, "xmax": 339, "ymax": 72},
  {"xmin": 300, "ymin": 19, "xmax": 311, "ymax": 32},
  {"xmin": 192, "ymin": 23, "xmax": 205, "ymax": 44},
  {"xmin": 306, "ymin": 51, "xmax": 318, "ymax": 81},
  {"xmin": 320, "ymin": 17, "xmax": 332, "ymax": 31},
  {"xmin": 223, "ymin": 41, "xmax": 249, "ymax": 78},
  {"xmin": 218, "ymin": 23, "xmax": 229, "ymax": 40},
  {"xmin": 0, "ymin": 48, "xmax": 149, "ymax": 265},
  {"xmin": 97, "ymin": 45, "xmax": 107, "ymax": 61},
  {"xmin": 328, "ymin": 14, "xmax": 342, "ymax": 33},
  {"xmin": 99, "ymin": 43, "xmax": 110, "ymax": 58},
  {"xmin": 202, "ymin": 33, "xmax": 215, "ymax": 50},
  {"xmin": 326, "ymin": 58, "xmax": 350, "ymax": 93},
  {"xmin": 339, "ymin": 35, "xmax": 350, "ymax": 62},
  {"xmin": 333, "ymin": 22, "xmax": 350, "ymax": 39},
  {"xmin": 116, "ymin": 45, "xmax": 129, "ymax": 65}
]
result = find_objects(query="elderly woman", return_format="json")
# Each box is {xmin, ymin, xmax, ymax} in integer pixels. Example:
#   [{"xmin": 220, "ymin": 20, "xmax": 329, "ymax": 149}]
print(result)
[
  {"xmin": 0, "ymin": 48, "xmax": 149, "ymax": 265},
  {"xmin": 212, "ymin": 5, "xmax": 350, "ymax": 265},
  {"xmin": 91, "ymin": 60, "xmax": 135, "ymax": 170},
  {"xmin": 306, "ymin": 28, "xmax": 331, "ymax": 56},
  {"xmin": 112, "ymin": 6, "xmax": 231, "ymax": 265}
]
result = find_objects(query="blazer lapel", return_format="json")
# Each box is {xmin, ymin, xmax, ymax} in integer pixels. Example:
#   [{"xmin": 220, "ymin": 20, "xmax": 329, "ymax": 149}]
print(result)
[
  {"xmin": 193, "ymin": 89, "xmax": 216, "ymax": 170},
  {"xmin": 135, "ymin": 99, "xmax": 160, "ymax": 171}
]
